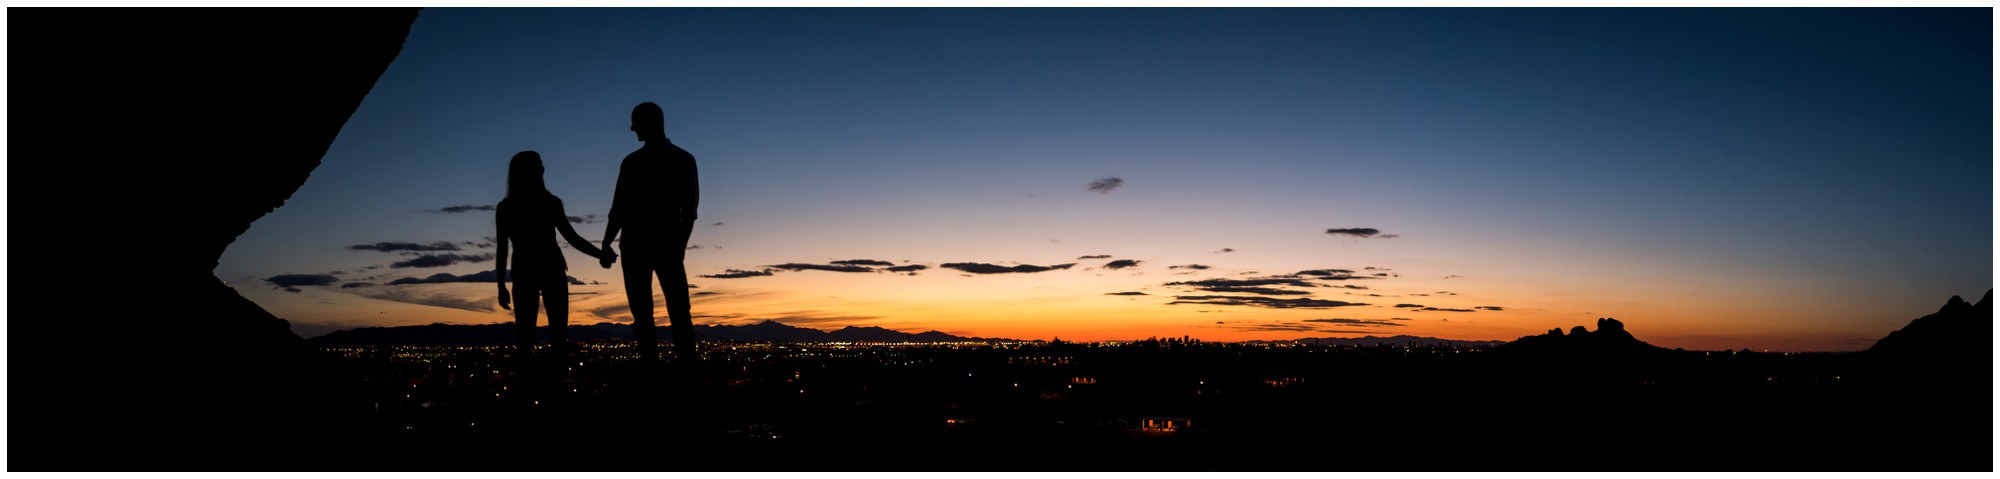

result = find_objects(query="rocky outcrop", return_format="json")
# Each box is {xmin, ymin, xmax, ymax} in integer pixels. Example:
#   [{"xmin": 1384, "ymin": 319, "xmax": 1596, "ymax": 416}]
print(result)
[
  {"xmin": 13, "ymin": 8, "xmax": 420, "ymax": 469},
  {"xmin": 1500, "ymin": 317, "xmax": 1668, "ymax": 355}
]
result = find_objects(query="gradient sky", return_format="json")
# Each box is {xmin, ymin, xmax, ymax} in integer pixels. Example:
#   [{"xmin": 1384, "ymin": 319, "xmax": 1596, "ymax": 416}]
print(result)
[{"xmin": 216, "ymin": 8, "xmax": 1992, "ymax": 351}]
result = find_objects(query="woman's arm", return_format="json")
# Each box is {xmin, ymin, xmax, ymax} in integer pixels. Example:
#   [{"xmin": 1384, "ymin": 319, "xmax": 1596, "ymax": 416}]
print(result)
[
  {"xmin": 496, "ymin": 204, "xmax": 511, "ymax": 311},
  {"xmin": 553, "ymin": 197, "xmax": 609, "ymax": 260}
]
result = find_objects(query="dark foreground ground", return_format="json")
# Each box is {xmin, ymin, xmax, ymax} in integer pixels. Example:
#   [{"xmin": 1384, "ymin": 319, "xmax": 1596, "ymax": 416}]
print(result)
[{"xmin": 212, "ymin": 341, "xmax": 1991, "ymax": 471}]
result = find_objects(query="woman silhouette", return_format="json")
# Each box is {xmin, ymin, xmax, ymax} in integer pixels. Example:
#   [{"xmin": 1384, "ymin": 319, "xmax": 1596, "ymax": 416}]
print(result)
[{"xmin": 496, "ymin": 151, "xmax": 613, "ymax": 357}]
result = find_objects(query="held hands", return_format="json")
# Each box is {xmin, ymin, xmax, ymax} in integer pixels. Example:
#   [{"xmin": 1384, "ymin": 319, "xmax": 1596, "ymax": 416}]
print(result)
[
  {"xmin": 497, "ymin": 285, "xmax": 512, "ymax": 311},
  {"xmin": 599, "ymin": 245, "xmax": 618, "ymax": 269}
]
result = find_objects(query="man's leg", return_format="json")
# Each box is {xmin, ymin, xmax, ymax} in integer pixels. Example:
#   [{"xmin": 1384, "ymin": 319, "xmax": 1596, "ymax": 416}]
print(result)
[
  {"xmin": 660, "ymin": 222, "xmax": 698, "ymax": 361},
  {"xmin": 622, "ymin": 250, "xmax": 659, "ymax": 363}
]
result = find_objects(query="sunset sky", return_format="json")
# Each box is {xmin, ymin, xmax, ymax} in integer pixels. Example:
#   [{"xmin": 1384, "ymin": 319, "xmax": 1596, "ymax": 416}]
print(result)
[{"xmin": 215, "ymin": 8, "xmax": 1992, "ymax": 351}]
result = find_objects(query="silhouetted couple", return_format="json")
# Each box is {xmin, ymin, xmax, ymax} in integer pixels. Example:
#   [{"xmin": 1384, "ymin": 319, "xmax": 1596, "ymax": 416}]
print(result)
[{"xmin": 495, "ymin": 102, "xmax": 700, "ymax": 364}]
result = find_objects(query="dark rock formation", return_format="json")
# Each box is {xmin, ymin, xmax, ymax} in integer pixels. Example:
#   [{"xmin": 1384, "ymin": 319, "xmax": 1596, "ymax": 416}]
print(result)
[
  {"xmin": 1869, "ymin": 289, "xmax": 1993, "ymax": 358},
  {"xmin": 1498, "ymin": 317, "xmax": 1670, "ymax": 355},
  {"xmin": 13, "ymin": 8, "xmax": 420, "ymax": 469}
]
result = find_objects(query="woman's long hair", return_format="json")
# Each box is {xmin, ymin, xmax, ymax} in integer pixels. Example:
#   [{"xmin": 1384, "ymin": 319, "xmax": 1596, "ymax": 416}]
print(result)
[{"xmin": 507, "ymin": 151, "xmax": 547, "ymax": 199}]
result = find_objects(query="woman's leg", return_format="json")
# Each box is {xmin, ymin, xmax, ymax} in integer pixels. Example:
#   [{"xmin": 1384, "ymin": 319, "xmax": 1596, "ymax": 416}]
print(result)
[
  {"xmin": 542, "ymin": 276, "xmax": 570, "ymax": 355},
  {"xmin": 514, "ymin": 280, "xmax": 542, "ymax": 355}
]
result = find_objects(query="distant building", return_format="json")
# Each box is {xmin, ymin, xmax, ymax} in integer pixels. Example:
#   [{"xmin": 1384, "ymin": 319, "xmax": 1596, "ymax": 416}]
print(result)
[{"xmin": 1140, "ymin": 417, "xmax": 1191, "ymax": 431}]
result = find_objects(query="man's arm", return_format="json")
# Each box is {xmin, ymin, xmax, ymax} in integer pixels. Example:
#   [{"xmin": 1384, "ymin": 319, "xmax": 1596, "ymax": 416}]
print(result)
[
  {"xmin": 600, "ymin": 161, "xmax": 628, "ymax": 268},
  {"xmin": 682, "ymin": 149, "xmax": 700, "ymax": 223}
]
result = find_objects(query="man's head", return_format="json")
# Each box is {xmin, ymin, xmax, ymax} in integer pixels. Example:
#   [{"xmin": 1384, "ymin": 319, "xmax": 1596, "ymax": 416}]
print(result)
[{"xmin": 631, "ymin": 102, "xmax": 666, "ymax": 142}]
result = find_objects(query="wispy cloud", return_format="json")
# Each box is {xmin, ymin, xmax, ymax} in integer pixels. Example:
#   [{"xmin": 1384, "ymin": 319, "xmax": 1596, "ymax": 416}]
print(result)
[
  {"xmin": 767, "ymin": 263, "xmax": 876, "ymax": 273},
  {"xmin": 1169, "ymin": 264, "xmax": 1210, "ymax": 270},
  {"xmin": 940, "ymin": 262, "xmax": 1077, "ymax": 274},
  {"xmin": 1476, "ymin": 306, "xmax": 1504, "ymax": 311},
  {"xmin": 1196, "ymin": 286, "xmax": 1310, "ymax": 296},
  {"xmin": 429, "ymin": 204, "xmax": 494, "ymax": 214},
  {"xmin": 356, "ymin": 287, "xmax": 495, "ymax": 313},
  {"xmin": 341, "ymin": 282, "xmax": 374, "ymax": 289},
  {"xmin": 567, "ymin": 214, "xmax": 604, "ymax": 224},
  {"xmin": 1168, "ymin": 295, "xmax": 1368, "ymax": 309},
  {"xmin": 349, "ymin": 241, "xmax": 461, "ymax": 252},
  {"xmin": 391, "ymin": 253, "xmax": 495, "ymax": 268},
  {"xmin": 1086, "ymin": 177, "xmax": 1124, "ymax": 193},
  {"xmin": 1419, "ymin": 307, "xmax": 1475, "ymax": 312},
  {"xmin": 1302, "ymin": 318, "xmax": 1406, "ymax": 327},
  {"xmin": 1294, "ymin": 269, "xmax": 1378, "ymax": 281},
  {"xmin": 385, "ymin": 270, "xmax": 586, "ymax": 285},
  {"xmin": 1105, "ymin": 291, "xmax": 1149, "ymax": 296},
  {"xmin": 1077, "ymin": 254, "xmax": 1112, "ymax": 260},
  {"xmin": 1167, "ymin": 277, "xmax": 1320, "ymax": 290},
  {"xmin": 701, "ymin": 269, "xmax": 776, "ymax": 279},
  {"xmin": 1325, "ymin": 228, "xmax": 1384, "ymax": 238},
  {"xmin": 885, "ymin": 265, "xmax": 928, "ymax": 275},
  {"xmin": 267, "ymin": 273, "xmax": 339, "ymax": 289},
  {"xmin": 831, "ymin": 259, "xmax": 896, "ymax": 267},
  {"xmin": 1103, "ymin": 259, "xmax": 1142, "ymax": 270},
  {"xmin": 1215, "ymin": 248, "xmax": 1234, "ymax": 253},
  {"xmin": 1394, "ymin": 303, "xmax": 1424, "ymax": 308}
]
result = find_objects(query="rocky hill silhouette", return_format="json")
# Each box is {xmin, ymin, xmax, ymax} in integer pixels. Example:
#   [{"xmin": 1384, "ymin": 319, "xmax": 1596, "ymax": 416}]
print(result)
[
  {"xmin": 1495, "ymin": 317, "xmax": 1672, "ymax": 355},
  {"xmin": 310, "ymin": 320, "xmax": 1010, "ymax": 346},
  {"xmin": 1868, "ymin": 289, "xmax": 1992, "ymax": 359},
  {"xmin": 1857, "ymin": 289, "xmax": 1993, "ymax": 393}
]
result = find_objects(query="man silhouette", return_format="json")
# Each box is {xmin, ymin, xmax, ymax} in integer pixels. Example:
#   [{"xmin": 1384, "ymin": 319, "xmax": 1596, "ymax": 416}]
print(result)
[{"xmin": 601, "ymin": 102, "xmax": 700, "ymax": 363}]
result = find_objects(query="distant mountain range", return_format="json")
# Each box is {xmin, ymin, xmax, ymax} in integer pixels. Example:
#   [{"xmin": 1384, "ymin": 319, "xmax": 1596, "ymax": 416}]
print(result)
[{"xmin": 309, "ymin": 319, "xmax": 1012, "ymax": 346}]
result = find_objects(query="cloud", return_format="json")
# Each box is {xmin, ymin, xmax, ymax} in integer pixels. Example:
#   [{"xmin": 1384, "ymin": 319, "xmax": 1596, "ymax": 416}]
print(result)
[
  {"xmin": 349, "ymin": 241, "xmax": 461, "ymax": 252},
  {"xmin": 266, "ymin": 273, "xmax": 339, "ymax": 289},
  {"xmin": 567, "ymin": 214, "xmax": 604, "ymax": 224},
  {"xmin": 733, "ymin": 311, "xmax": 884, "ymax": 326},
  {"xmin": 1169, "ymin": 264, "xmax": 1210, "ymax": 270},
  {"xmin": 1168, "ymin": 295, "xmax": 1368, "ymax": 309},
  {"xmin": 1086, "ymin": 177, "xmax": 1124, "ymax": 193},
  {"xmin": 884, "ymin": 264, "xmax": 928, "ymax": 274},
  {"xmin": 429, "ymin": 204, "xmax": 494, "ymax": 214},
  {"xmin": 1216, "ymin": 248, "xmax": 1234, "ymax": 253},
  {"xmin": 1105, "ymin": 291, "xmax": 1149, "ymax": 296},
  {"xmin": 385, "ymin": 270, "xmax": 584, "ymax": 285},
  {"xmin": 940, "ymin": 262, "xmax": 1077, "ymax": 274},
  {"xmin": 340, "ymin": 282, "xmax": 374, "ymax": 289},
  {"xmin": 1419, "ymin": 307, "xmax": 1475, "ymax": 312},
  {"xmin": 1294, "ymin": 269, "xmax": 1378, "ymax": 281},
  {"xmin": 1332, "ymin": 284, "xmax": 1369, "ymax": 290},
  {"xmin": 1443, "ymin": 275, "xmax": 1463, "ymax": 279},
  {"xmin": 1198, "ymin": 287, "xmax": 1310, "ymax": 296},
  {"xmin": 1394, "ymin": 304, "xmax": 1425, "ymax": 308},
  {"xmin": 712, "ymin": 222, "xmax": 725, "ymax": 226},
  {"xmin": 701, "ymin": 269, "xmax": 776, "ymax": 279},
  {"xmin": 391, "ymin": 253, "xmax": 495, "ymax": 268},
  {"xmin": 767, "ymin": 263, "xmax": 876, "ymax": 273},
  {"xmin": 1325, "ymin": 228, "xmax": 1383, "ymax": 238},
  {"xmin": 831, "ymin": 259, "xmax": 896, "ymax": 267},
  {"xmin": 1102, "ymin": 259, "xmax": 1141, "ymax": 270},
  {"xmin": 1167, "ymin": 277, "xmax": 1320, "ymax": 290},
  {"xmin": 1302, "ymin": 318, "xmax": 1406, "ymax": 327},
  {"xmin": 692, "ymin": 291, "xmax": 720, "ymax": 297},
  {"xmin": 1077, "ymin": 254, "xmax": 1112, "ymax": 260},
  {"xmin": 282, "ymin": 287, "xmax": 303, "ymax": 293},
  {"xmin": 1476, "ymin": 306, "xmax": 1504, "ymax": 311},
  {"xmin": 356, "ymin": 287, "xmax": 495, "ymax": 313},
  {"xmin": 1379, "ymin": 234, "xmax": 1401, "ymax": 239}
]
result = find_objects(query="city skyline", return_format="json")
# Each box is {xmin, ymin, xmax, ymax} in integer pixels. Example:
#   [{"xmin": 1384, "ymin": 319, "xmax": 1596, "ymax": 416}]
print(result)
[{"xmin": 215, "ymin": 8, "xmax": 1993, "ymax": 351}]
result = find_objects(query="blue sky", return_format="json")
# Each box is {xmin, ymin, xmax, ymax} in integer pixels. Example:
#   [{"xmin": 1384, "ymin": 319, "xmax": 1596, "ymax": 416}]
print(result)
[{"xmin": 218, "ymin": 8, "xmax": 1991, "ymax": 350}]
